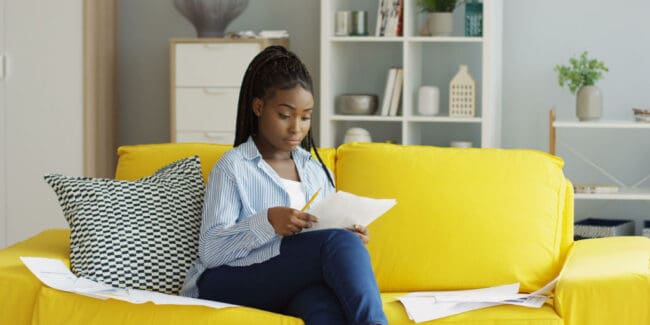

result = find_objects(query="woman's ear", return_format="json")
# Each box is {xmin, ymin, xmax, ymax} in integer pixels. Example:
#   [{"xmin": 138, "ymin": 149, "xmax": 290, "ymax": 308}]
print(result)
[{"xmin": 252, "ymin": 98, "xmax": 263, "ymax": 117}]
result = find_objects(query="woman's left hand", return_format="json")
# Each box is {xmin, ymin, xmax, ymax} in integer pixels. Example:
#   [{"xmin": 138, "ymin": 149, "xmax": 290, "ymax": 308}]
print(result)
[{"xmin": 348, "ymin": 224, "xmax": 369, "ymax": 244}]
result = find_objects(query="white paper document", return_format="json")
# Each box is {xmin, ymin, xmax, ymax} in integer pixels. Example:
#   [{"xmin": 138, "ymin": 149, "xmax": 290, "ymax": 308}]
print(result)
[
  {"xmin": 20, "ymin": 257, "xmax": 235, "ymax": 309},
  {"xmin": 304, "ymin": 191, "xmax": 396, "ymax": 232},
  {"xmin": 398, "ymin": 277, "xmax": 558, "ymax": 323}
]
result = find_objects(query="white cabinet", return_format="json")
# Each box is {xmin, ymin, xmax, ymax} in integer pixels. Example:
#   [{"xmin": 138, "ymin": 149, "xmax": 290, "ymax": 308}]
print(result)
[
  {"xmin": 170, "ymin": 38, "xmax": 288, "ymax": 144},
  {"xmin": 0, "ymin": 0, "xmax": 84, "ymax": 247},
  {"xmin": 319, "ymin": 0, "xmax": 502, "ymax": 148}
]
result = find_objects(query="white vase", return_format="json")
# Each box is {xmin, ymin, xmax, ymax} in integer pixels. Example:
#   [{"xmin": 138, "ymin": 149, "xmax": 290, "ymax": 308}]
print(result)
[
  {"xmin": 417, "ymin": 86, "xmax": 440, "ymax": 116},
  {"xmin": 576, "ymin": 85, "xmax": 603, "ymax": 121},
  {"xmin": 427, "ymin": 12, "xmax": 453, "ymax": 36}
]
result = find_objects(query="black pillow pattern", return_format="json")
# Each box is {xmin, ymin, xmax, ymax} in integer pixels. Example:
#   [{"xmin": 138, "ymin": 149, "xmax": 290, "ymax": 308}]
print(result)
[{"xmin": 44, "ymin": 156, "xmax": 204, "ymax": 294}]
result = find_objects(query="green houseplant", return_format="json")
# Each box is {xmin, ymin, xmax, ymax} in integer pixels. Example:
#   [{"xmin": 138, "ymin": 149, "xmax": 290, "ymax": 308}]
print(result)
[
  {"xmin": 417, "ymin": 0, "xmax": 462, "ymax": 36},
  {"xmin": 554, "ymin": 51, "xmax": 609, "ymax": 121}
]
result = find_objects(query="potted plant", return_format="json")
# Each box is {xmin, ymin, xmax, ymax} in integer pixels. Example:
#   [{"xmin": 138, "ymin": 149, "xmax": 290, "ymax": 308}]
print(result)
[
  {"xmin": 554, "ymin": 51, "xmax": 609, "ymax": 121},
  {"xmin": 417, "ymin": 0, "xmax": 462, "ymax": 36}
]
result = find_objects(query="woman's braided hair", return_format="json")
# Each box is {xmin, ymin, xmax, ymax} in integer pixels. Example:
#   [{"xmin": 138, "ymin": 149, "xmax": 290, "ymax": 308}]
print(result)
[{"xmin": 234, "ymin": 45, "xmax": 334, "ymax": 187}]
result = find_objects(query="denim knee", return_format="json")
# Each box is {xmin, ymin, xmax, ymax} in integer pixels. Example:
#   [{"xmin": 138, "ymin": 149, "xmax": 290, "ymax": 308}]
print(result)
[{"xmin": 326, "ymin": 228, "xmax": 361, "ymax": 244}]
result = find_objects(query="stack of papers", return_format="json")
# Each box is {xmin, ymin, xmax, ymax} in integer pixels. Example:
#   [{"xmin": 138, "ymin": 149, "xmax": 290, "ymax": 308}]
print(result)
[
  {"xmin": 21, "ymin": 257, "xmax": 235, "ymax": 309},
  {"xmin": 304, "ymin": 191, "xmax": 396, "ymax": 232},
  {"xmin": 399, "ymin": 277, "xmax": 558, "ymax": 323}
]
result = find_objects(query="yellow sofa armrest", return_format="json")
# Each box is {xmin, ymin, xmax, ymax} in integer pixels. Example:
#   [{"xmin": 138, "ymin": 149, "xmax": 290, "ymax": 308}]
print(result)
[
  {"xmin": 0, "ymin": 229, "xmax": 71, "ymax": 325},
  {"xmin": 554, "ymin": 236, "xmax": 650, "ymax": 325}
]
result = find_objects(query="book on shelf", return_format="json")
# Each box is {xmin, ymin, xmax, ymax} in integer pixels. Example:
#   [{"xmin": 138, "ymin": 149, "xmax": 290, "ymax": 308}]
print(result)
[
  {"xmin": 573, "ymin": 184, "xmax": 619, "ymax": 194},
  {"xmin": 376, "ymin": 0, "xmax": 403, "ymax": 37},
  {"xmin": 388, "ymin": 68, "xmax": 403, "ymax": 116},
  {"xmin": 380, "ymin": 68, "xmax": 397, "ymax": 116}
]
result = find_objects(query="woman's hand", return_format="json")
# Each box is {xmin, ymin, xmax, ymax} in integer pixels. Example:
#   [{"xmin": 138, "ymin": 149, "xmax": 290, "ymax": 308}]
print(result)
[
  {"xmin": 348, "ymin": 224, "xmax": 369, "ymax": 244},
  {"xmin": 268, "ymin": 207, "xmax": 318, "ymax": 236}
]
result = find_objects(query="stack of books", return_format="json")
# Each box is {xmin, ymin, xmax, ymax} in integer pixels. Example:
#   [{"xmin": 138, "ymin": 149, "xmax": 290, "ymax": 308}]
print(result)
[
  {"xmin": 376, "ymin": 0, "xmax": 403, "ymax": 37},
  {"xmin": 380, "ymin": 68, "xmax": 403, "ymax": 116}
]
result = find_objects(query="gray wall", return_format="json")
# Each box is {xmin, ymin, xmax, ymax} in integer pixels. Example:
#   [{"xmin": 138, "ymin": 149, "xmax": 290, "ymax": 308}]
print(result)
[{"xmin": 120, "ymin": 0, "xmax": 650, "ymax": 232}]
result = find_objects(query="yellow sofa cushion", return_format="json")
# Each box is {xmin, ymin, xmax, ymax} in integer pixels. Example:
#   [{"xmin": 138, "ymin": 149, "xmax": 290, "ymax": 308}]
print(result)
[
  {"xmin": 555, "ymin": 236, "xmax": 650, "ymax": 325},
  {"xmin": 336, "ymin": 143, "xmax": 568, "ymax": 293},
  {"xmin": 115, "ymin": 143, "xmax": 232, "ymax": 181},
  {"xmin": 115, "ymin": 142, "xmax": 336, "ymax": 181},
  {"xmin": 33, "ymin": 287, "xmax": 303, "ymax": 325},
  {"xmin": 382, "ymin": 293, "xmax": 561, "ymax": 325}
]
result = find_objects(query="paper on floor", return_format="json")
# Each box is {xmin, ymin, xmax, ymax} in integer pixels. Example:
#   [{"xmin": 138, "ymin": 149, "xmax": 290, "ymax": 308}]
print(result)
[
  {"xmin": 398, "ymin": 277, "xmax": 558, "ymax": 323},
  {"xmin": 304, "ymin": 191, "xmax": 396, "ymax": 232},
  {"xmin": 20, "ymin": 257, "xmax": 235, "ymax": 309}
]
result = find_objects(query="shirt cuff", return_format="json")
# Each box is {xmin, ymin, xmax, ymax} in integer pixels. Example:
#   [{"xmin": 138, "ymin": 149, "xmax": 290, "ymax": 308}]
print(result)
[{"xmin": 249, "ymin": 209, "xmax": 276, "ymax": 244}]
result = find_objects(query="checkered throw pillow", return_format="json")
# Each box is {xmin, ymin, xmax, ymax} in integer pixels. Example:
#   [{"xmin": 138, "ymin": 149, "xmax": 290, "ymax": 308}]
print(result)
[{"xmin": 44, "ymin": 156, "xmax": 204, "ymax": 294}]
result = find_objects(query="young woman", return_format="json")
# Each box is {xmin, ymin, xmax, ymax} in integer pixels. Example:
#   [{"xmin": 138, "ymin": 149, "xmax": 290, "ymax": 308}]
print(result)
[{"xmin": 180, "ymin": 46, "xmax": 387, "ymax": 325}]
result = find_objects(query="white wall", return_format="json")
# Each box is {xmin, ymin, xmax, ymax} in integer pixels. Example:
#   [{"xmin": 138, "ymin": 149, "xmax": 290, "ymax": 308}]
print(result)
[
  {"xmin": 1, "ymin": 0, "xmax": 83, "ymax": 246},
  {"xmin": 119, "ymin": 0, "xmax": 650, "ymax": 233}
]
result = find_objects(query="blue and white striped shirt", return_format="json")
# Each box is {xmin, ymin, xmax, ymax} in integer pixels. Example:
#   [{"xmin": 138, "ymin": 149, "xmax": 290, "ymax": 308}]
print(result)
[{"xmin": 180, "ymin": 136, "xmax": 335, "ymax": 298}]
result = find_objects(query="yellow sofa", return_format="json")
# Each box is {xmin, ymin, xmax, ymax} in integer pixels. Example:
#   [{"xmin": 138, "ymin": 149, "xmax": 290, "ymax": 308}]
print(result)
[{"xmin": 1, "ymin": 142, "xmax": 649, "ymax": 325}]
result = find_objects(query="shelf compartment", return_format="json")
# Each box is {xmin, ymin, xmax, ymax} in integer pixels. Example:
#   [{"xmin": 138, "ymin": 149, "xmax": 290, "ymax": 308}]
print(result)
[
  {"xmin": 574, "ymin": 188, "xmax": 650, "ymax": 201},
  {"xmin": 333, "ymin": 121, "xmax": 402, "ymax": 147},
  {"xmin": 554, "ymin": 120, "xmax": 650, "ymax": 129},
  {"xmin": 405, "ymin": 122, "xmax": 481, "ymax": 147},
  {"xmin": 407, "ymin": 116, "xmax": 482, "ymax": 123},
  {"xmin": 328, "ymin": 41, "xmax": 402, "ymax": 107},
  {"xmin": 407, "ymin": 36, "xmax": 483, "ymax": 43},
  {"xmin": 330, "ymin": 36, "xmax": 403, "ymax": 42},
  {"xmin": 405, "ymin": 42, "xmax": 483, "ymax": 118}
]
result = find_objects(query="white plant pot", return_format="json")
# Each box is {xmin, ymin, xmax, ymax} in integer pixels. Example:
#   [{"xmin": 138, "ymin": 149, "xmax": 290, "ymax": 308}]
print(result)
[
  {"xmin": 427, "ymin": 12, "xmax": 453, "ymax": 36},
  {"xmin": 576, "ymin": 85, "xmax": 603, "ymax": 121}
]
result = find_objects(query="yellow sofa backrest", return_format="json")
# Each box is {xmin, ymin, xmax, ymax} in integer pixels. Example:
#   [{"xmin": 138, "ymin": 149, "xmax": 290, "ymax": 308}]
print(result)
[
  {"xmin": 115, "ymin": 143, "xmax": 337, "ymax": 183},
  {"xmin": 335, "ymin": 142, "xmax": 573, "ymax": 293},
  {"xmin": 115, "ymin": 142, "xmax": 573, "ymax": 294}
]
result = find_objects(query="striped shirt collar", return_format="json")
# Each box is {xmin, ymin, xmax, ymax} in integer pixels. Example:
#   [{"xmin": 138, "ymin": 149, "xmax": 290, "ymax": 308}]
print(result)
[{"xmin": 240, "ymin": 136, "xmax": 311, "ymax": 165}]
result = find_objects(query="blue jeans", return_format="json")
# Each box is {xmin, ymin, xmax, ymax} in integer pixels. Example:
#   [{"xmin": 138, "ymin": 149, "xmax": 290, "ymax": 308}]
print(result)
[{"xmin": 197, "ymin": 229, "xmax": 387, "ymax": 325}]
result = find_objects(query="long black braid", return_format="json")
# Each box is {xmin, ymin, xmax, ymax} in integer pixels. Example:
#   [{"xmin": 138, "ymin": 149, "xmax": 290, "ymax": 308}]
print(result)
[{"xmin": 234, "ymin": 45, "xmax": 335, "ymax": 188}]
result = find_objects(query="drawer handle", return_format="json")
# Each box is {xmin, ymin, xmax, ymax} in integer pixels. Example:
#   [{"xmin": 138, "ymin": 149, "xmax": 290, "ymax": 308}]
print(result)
[
  {"xmin": 203, "ymin": 88, "xmax": 229, "ymax": 95},
  {"xmin": 202, "ymin": 44, "xmax": 226, "ymax": 50},
  {"xmin": 204, "ymin": 132, "xmax": 225, "ymax": 139}
]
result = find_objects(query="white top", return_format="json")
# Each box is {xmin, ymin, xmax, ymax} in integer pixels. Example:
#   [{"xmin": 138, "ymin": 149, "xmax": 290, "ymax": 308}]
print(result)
[{"xmin": 281, "ymin": 178, "xmax": 306, "ymax": 210}]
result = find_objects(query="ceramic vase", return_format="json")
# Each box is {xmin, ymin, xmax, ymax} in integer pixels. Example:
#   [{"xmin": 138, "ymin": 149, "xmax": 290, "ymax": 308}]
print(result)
[
  {"xmin": 173, "ymin": 0, "xmax": 249, "ymax": 37},
  {"xmin": 576, "ymin": 85, "xmax": 603, "ymax": 121},
  {"xmin": 427, "ymin": 12, "xmax": 453, "ymax": 36}
]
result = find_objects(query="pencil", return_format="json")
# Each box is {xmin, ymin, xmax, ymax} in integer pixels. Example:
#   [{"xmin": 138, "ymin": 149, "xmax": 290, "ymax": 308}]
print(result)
[{"xmin": 301, "ymin": 188, "xmax": 321, "ymax": 212}]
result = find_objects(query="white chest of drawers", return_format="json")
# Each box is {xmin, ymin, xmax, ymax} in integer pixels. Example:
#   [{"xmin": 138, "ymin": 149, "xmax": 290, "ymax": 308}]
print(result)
[{"xmin": 170, "ymin": 38, "xmax": 288, "ymax": 144}]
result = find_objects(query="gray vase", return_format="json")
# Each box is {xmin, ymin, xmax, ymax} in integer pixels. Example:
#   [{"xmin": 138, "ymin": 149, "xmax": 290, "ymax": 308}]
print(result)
[
  {"xmin": 173, "ymin": 0, "xmax": 249, "ymax": 37},
  {"xmin": 576, "ymin": 85, "xmax": 603, "ymax": 121}
]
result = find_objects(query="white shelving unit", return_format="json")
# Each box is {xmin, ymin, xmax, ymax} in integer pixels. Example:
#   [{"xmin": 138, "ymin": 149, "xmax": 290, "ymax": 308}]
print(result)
[
  {"xmin": 549, "ymin": 109, "xmax": 650, "ymax": 201},
  {"xmin": 549, "ymin": 109, "xmax": 650, "ymax": 235},
  {"xmin": 319, "ymin": 0, "xmax": 503, "ymax": 148}
]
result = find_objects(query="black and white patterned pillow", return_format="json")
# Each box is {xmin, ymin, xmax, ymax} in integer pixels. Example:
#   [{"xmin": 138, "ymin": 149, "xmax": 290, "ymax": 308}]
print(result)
[{"xmin": 44, "ymin": 156, "xmax": 204, "ymax": 294}]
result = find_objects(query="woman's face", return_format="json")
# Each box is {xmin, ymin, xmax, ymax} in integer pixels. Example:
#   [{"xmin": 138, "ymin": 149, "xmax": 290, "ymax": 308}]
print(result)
[{"xmin": 253, "ymin": 85, "xmax": 314, "ymax": 153}]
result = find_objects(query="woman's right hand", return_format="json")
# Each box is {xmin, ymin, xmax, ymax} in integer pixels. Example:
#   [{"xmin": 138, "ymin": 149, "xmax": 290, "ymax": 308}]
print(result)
[{"xmin": 267, "ymin": 207, "xmax": 318, "ymax": 236}]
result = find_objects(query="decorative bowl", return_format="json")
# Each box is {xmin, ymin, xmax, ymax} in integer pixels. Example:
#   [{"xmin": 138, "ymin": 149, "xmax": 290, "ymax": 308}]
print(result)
[
  {"xmin": 343, "ymin": 127, "xmax": 372, "ymax": 143},
  {"xmin": 336, "ymin": 94, "xmax": 378, "ymax": 115}
]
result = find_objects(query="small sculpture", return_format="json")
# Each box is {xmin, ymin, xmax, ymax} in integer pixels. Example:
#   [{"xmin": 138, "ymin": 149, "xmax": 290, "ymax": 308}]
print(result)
[{"xmin": 173, "ymin": 0, "xmax": 249, "ymax": 37}]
